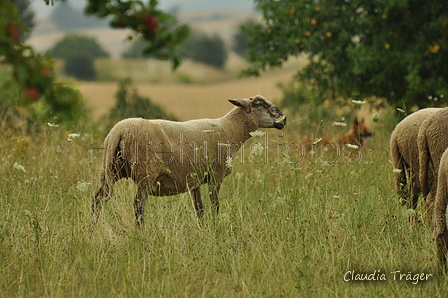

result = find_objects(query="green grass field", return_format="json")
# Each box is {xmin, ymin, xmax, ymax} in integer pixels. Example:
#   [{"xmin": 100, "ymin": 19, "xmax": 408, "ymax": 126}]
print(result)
[{"xmin": 1, "ymin": 108, "xmax": 447, "ymax": 297}]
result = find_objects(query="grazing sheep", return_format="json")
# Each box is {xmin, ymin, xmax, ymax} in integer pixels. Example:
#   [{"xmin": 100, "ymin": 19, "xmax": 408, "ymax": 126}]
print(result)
[
  {"xmin": 390, "ymin": 108, "xmax": 440, "ymax": 209},
  {"xmin": 93, "ymin": 95, "xmax": 287, "ymax": 225},
  {"xmin": 435, "ymin": 148, "xmax": 448, "ymax": 262},
  {"xmin": 418, "ymin": 107, "xmax": 448, "ymax": 225}
]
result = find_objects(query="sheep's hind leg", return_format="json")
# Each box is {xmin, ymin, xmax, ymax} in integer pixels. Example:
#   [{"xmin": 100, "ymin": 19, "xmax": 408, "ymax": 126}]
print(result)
[
  {"xmin": 92, "ymin": 175, "xmax": 115, "ymax": 216},
  {"xmin": 134, "ymin": 183, "xmax": 151, "ymax": 226},
  {"xmin": 191, "ymin": 187, "xmax": 204, "ymax": 219}
]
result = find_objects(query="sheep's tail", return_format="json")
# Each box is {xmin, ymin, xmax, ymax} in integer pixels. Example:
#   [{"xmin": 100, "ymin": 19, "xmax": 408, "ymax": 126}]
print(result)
[
  {"xmin": 390, "ymin": 135, "xmax": 407, "ymax": 202},
  {"xmin": 103, "ymin": 130, "xmax": 126, "ymax": 180},
  {"xmin": 418, "ymin": 131, "xmax": 431, "ymax": 198},
  {"xmin": 93, "ymin": 131, "xmax": 123, "ymax": 213}
]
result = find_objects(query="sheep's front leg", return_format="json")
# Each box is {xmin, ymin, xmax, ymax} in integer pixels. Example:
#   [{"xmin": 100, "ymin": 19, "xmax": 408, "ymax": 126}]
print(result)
[
  {"xmin": 209, "ymin": 181, "xmax": 222, "ymax": 215},
  {"xmin": 135, "ymin": 184, "xmax": 149, "ymax": 226},
  {"xmin": 191, "ymin": 187, "xmax": 204, "ymax": 219}
]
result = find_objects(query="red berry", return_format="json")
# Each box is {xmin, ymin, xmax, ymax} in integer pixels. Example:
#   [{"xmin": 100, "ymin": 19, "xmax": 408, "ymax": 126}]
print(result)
[
  {"xmin": 42, "ymin": 68, "xmax": 52, "ymax": 76},
  {"xmin": 24, "ymin": 87, "xmax": 40, "ymax": 101},
  {"xmin": 8, "ymin": 24, "xmax": 20, "ymax": 42},
  {"xmin": 143, "ymin": 14, "xmax": 158, "ymax": 31},
  {"xmin": 305, "ymin": 31, "xmax": 311, "ymax": 37}
]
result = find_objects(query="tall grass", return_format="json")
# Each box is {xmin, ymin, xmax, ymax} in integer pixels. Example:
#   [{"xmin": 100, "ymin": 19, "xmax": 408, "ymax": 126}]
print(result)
[{"xmin": 1, "ymin": 108, "xmax": 447, "ymax": 297}]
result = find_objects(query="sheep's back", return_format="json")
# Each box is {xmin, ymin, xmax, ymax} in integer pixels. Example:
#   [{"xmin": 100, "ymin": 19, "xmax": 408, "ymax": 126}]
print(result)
[
  {"xmin": 391, "ymin": 108, "xmax": 440, "ymax": 173},
  {"xmin": 420, "ymin": 108, "xmax": 448, "ymax": 171}
]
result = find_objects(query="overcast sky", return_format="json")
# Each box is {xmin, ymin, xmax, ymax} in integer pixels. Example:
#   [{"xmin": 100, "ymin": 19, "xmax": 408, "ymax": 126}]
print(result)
[{"xmin": 31, "ymin": 0, "xmax": 255, "ymax": 19}]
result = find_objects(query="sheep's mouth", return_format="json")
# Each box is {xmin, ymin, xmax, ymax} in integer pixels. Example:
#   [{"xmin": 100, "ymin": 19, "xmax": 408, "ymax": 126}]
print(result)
[
  {"xmin": 274, "ymin": 116, "xmax": 286, "ymax": 129},
  {"xmin": 274, "ymin": 122, "xmax": 285, "ymax": 129}
]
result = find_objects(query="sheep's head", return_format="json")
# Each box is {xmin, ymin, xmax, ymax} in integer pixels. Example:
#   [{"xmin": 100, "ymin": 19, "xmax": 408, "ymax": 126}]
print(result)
[{"xmin": 229, "ymin": 95, "xmax": 287, "ymax": 129}]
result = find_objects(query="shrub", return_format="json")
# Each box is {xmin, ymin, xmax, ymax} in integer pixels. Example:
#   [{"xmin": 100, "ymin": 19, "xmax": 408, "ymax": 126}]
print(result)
[
  {"xmin": 105, "ymin": 78, "xmax": 177, "ymax": 130},
  {"xmin": 183, "ymin": 31, "xmax": 227, "ymax": 69},
  {"xmin": 64, "ymin": 53, "xmax": 97, "ymax": 81}
]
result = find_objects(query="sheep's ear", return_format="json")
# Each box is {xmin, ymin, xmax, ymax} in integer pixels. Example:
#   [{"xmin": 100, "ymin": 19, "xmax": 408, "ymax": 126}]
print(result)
[
  {"xmin": 353, "ymin": 117, "xmax": 359, "ymax": 126},
  {"xmin": 229, "ymin": 99, "xmax": 251, "ymax": 112}
]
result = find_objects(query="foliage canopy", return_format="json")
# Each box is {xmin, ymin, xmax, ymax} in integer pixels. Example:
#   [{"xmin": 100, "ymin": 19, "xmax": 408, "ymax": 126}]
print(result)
[
  {"xmin": 243, "ymin": 0, "xmax": 448, "ymax": 108},
  {"xmin": 0, "ymin": 0, "xmax": 189, "ymax": 125}
]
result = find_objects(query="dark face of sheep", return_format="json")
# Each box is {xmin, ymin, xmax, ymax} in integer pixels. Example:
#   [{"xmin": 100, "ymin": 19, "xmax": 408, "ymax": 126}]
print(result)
[{"xmin": 229, "ymin": 95, "xmax": 287, "ymax": 129}]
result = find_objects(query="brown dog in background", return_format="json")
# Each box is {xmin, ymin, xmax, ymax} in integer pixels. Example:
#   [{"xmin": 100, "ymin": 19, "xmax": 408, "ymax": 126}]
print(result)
[{"xmin": 301, "ymin": 117, "xmax": 373, "ymax": 147}]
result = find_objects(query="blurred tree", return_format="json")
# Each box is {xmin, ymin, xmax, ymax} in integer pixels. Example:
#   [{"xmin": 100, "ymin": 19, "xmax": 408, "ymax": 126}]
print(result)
[
  {"xmin": 242, "ymin": 0, "xmax": 448, "ymax": 108},
  {"xmin": 184, "ymin": 31, "xmax": 228, "ymax": 69},
  {"xmin": 50, "ymin": 34, "xmax": 107, "ymax": 80},
  {"xmin": 232, "ymin": 20, "xmax": 254, "ymax": 57},
  {"xmin": 50, "ymin": 34, "xmax": 109, "ymax": 59},
  {"xmin": 64, "ymin": 53, "xmax": 97, "ymax": 80}
]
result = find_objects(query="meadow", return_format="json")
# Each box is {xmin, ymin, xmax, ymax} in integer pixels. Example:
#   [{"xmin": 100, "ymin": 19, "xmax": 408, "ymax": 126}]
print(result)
[{"xmin": 1, "ymin": 59, "xmax": 448, "ymax": 297}]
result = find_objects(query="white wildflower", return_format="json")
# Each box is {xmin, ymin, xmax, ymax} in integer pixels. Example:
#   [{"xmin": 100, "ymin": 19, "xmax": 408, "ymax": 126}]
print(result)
[
  {"xmin": 67, "ymin": 133, "xmax": 80, "ymax": 141},
  {"xmin": 235, "ymin": 172, "xmax": 244, "ymax": 180},
  {"xmin": 255, "ymin": 169, "xmax": 264, "ymax": 183},
  {"xmin": 275, "ymin": 115, "xmax": 286, "ymax": 124},
  {"xmin": 304, "ymin": 172, "xmax": 313, "ymax": 180},
  {"xmin": 312, "ymin": 138, "xmax": 322, "ymax": 145},
  {"xmin": 76, "ymin": 181, "xmax": 91, "ymax": 192},
  {"xmin": 332, "ymin": 122, "xmax": 347, "ymax": 127},
  {"xmin": 249, "ymin": 130, "xmax": 266, "ymax": 138},
  {"xmin": 396, "ymin": 108, "xmax": 405, "ymax": 114},
  {"xmin": 392, "ymin": 168, "xmax": 402, "ymax": 174},
  {"xmin": 13, "ymin": 162, "xmax": 26, "ymax": 173},
  {"xmin": 207, "ymin": 120, "xmax": 221, "ymax": 127},
  {"xmin": 345, "ymin": 143, "xmax": 359, "ymax": 149},
  {"xmin": 333, "ymin": 195, "xmax": 341, "ymax": 199},
  {"xmin": 352, "ymin": 100, "xmax": 366, "ymax": 105},
  {"xmin": 225, "ymin": 156, "xmax": 233, "ymax": 169},
  {"xmin": 250, "ymin": 142, "xmax": 264, "ymax": 156},
  {"xmin": 47, "ymin": 122, "xmax": 60, "ymax": 128}
]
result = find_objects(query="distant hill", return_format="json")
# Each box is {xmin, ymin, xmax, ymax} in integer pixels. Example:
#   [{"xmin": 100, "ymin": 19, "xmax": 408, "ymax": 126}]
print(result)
[{"xmin": 28, "ymin": 1, "xmax": 258, "ymax": 59}]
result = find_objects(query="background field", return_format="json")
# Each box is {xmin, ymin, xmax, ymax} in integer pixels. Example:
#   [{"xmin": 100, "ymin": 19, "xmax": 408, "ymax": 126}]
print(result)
[{"xmin": 2, "ymin": 98, "xmax": 448, "ymax": 297}]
